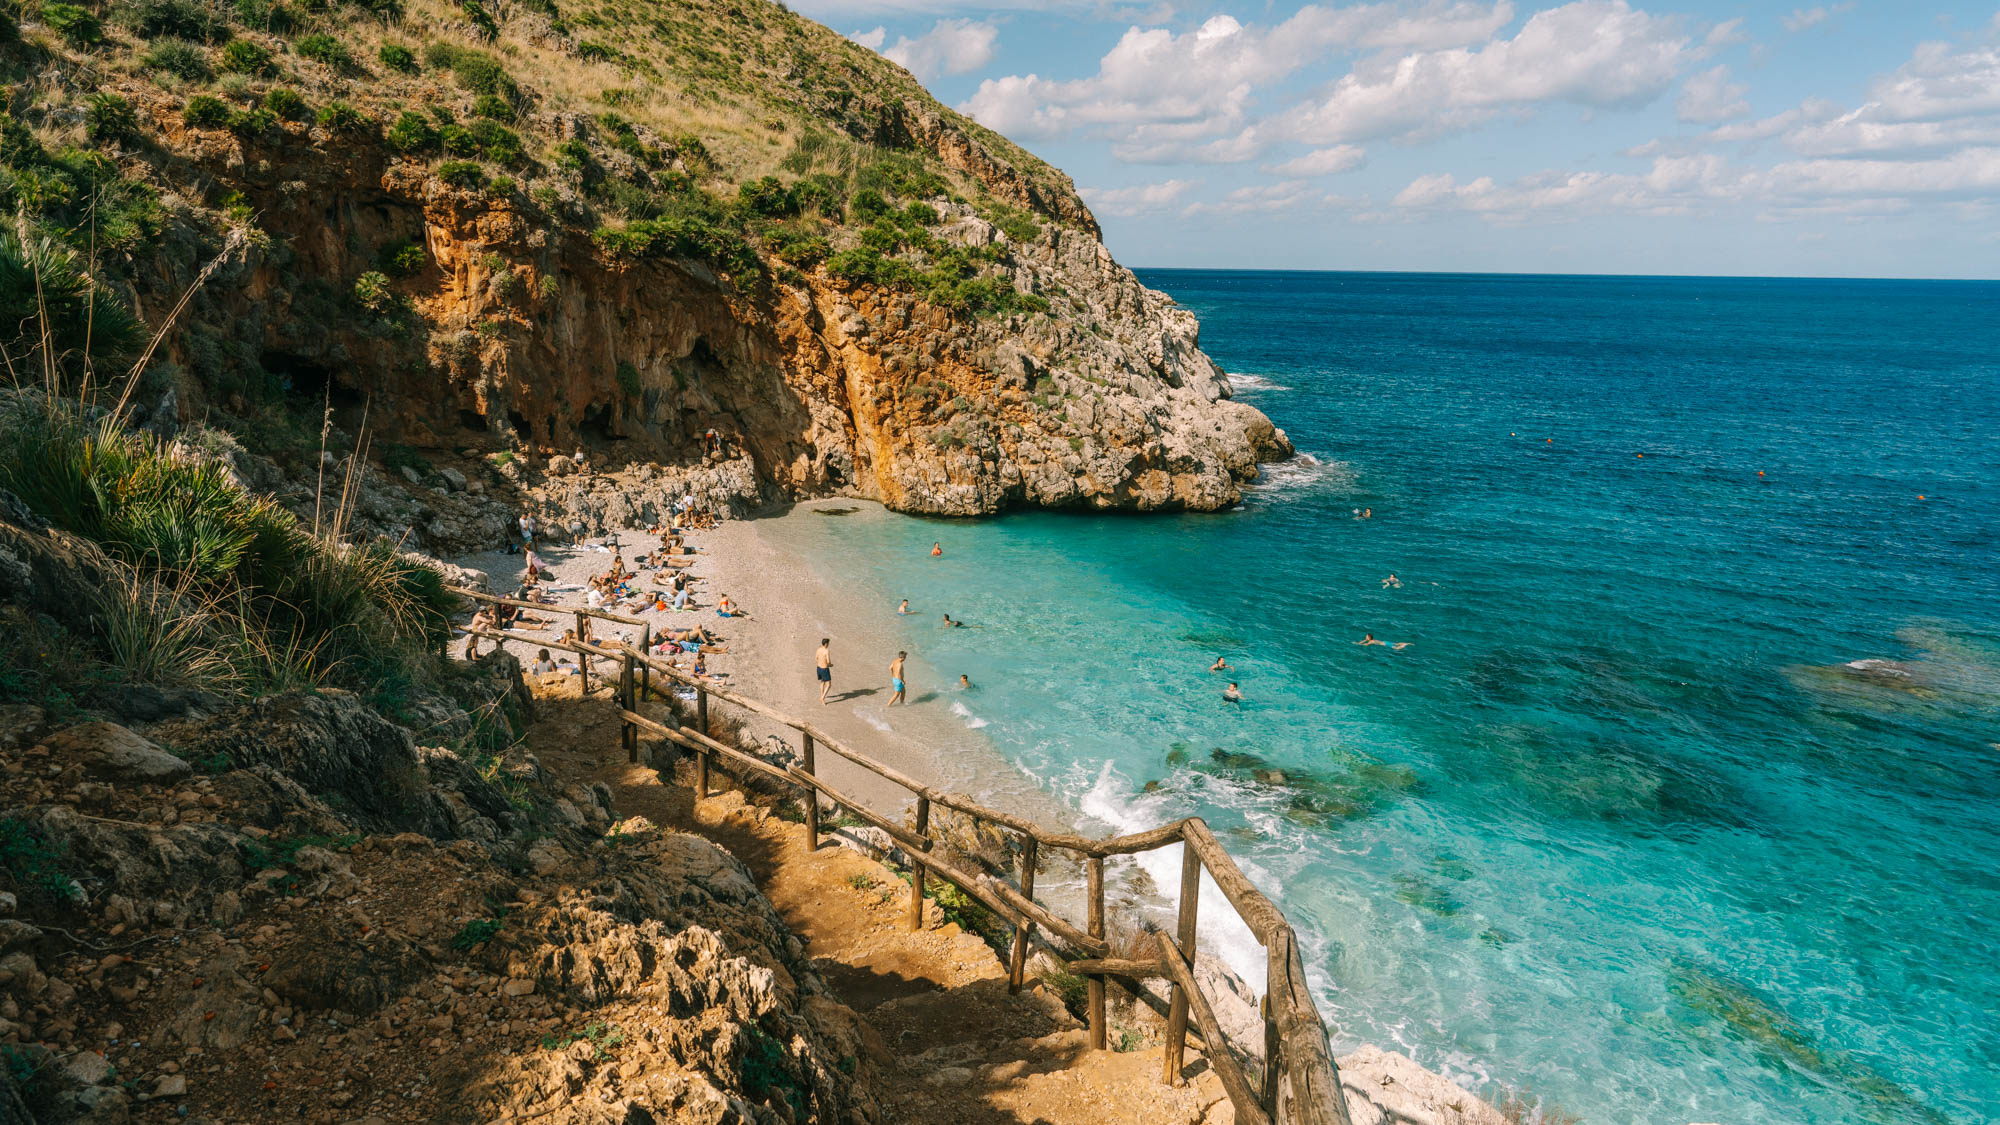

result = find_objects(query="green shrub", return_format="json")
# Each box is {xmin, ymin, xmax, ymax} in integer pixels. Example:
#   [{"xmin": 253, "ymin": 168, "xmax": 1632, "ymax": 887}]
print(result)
[
  {"xmin": 436, "ymin": 160, "xmax": 485, "ymax": 189},
  {"xmin": 41, "ymin": 3, "xmax": 103, "ymax": 47},
  {"xmin": 471, "ymin": 93, "xmax": 511, "ymax": 120},
  {"xmin": 84, "ymin": 93, "xmax": 138, "ymax": 143},
  {"xmin": 575, "ymin": 39, "xmax": 610, "ymax": 60},
  {"xmin": 902, "ymin": 201, "xmax": 938, "ymax": 226},
  {"xmin": 791, "ymin": 174, "xmax": 843, "ymax": 216},
  {"xmin": 119, "ymin": 0, "xmax": 230, "ymax": 40},
  {"xmin": 450, "ymin": 917, "xmax": 503, "ymax": 950},
  {"xmin": 552, "ymin": 137, "xmax": 591, "ymax": 176},
  {"xmin": 763, "ymin": 226, "xmax": 828, "ymax": 266},
  {"xmin": 460, "ymin": 0, "xmax": 496, "ymax": 39},
  {"xmin": 615, "ymin": 360, "xmax": 640, "ymax": 397},
  {"xmin": 294, "ymin": 32, "xmax": 353, "ymax": 70},
  {"xmin": 230, "ymin": 105, "xmax": 277, "ymax": 134},
  {"xmin": 315, "ymin": 101, "xmax": 370, "ymax": 133},
  {"xmin": 264, "ymin": 86, "xmax": 309, "ymax": 120},
  {"xmin": 0, "ymin": 817, "xmax": 79, "ymax": 904},
  {"xmin": 0, "ymin": 233, "xmax": 140, "ymax": 377},
  {"xmin": 379, "ymin": 240, "xmax": 425, "ymax": 275},
  {"xmin": 219, "ymin": 39, "xmax": 273, "ymax": 74},
  {"xmin": 144, "ymin": 37, "xmax": 212, "ymax": 80},
  {"xmin": 464, "ymin": 118, "xmax": 521, "ymax": 164},
  {"xmin": 448, "ymin": 49, "xmax": 514, "ymax": 98},
  {"xmin": 421, "ymin": 40, "xmax": 459, "ymax": 69},
  {"xmin": 826, "ymin": 246, "xmax": 905, "ymax": 287},
  {"xmin": 849, "ymin": 188, "xmax": 888, "ymax": 220},
  {"xmin": 183, "ymin": 94, "xmax": 232, "ymax": 127},
  {"xmin": 385, "ymin": 110, "xmax": 436, "ymax": 154},
  {"xmin": 736, "ymin": 175, "xmax": 795, "ymax": 217},
  {"xmin": 377, "ymin": 42, "xmax": 417, "ymax": 72},
  {"xmin": 352, "ymin": 270, "xmax": 395, "ymax": 312}
]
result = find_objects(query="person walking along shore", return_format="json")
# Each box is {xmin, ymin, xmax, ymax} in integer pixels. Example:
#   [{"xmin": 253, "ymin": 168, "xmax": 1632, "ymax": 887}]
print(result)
[
  {"xmin": 888, "ymin": 651, "xmax": 907, "ymax": 706},
  {"xmin": 815, "ymin": 638, "xmax": 833, "ymax": 704}
]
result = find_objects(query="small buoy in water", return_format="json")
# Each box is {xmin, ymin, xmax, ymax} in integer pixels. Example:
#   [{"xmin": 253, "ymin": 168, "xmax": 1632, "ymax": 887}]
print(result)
[
  {"xmin": 1636, "ymin": 453, "xmax": 1643, "ymax": 458},
  {"xmin": 1546, "ymin": 438, "xmax": 1553, "ymax": 444},
  {"xmin": 1919, "ymin": 494, "xmax": 1926, "ymax": 500},
  {"xmin": 1758, "ymin": 470, "xmax": 1765, "ymax": 477}
]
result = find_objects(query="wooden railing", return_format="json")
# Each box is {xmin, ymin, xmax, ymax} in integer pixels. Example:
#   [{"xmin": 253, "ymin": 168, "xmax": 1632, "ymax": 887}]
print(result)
[{"xmin": 451, "ymin": 587, "xmax": 1353, "ymax": 1125}]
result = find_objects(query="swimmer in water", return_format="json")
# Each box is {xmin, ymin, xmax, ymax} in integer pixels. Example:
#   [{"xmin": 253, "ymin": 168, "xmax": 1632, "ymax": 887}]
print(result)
[
  {"xmin": 942, "ymin": 614, "xmax": 968, "ymax": 628},
  {"xmin": 1357, "ymin": 633, "xmax": 1414, "ymax": 651},
  {"xmin": 1223, "ymin": 682, "xmax": 1243, "ymax": 703},
  {"xmin": 959, "ymin": 674, "xmax": 972, "ymax": 689},
  {"xmin": 897, "ymin": 599, "xmax": 910, "ymax": 615},
  {"xmin": 1210, "ymin": 655, "xmax": 1231, "ymax": 672},
  {"xmin": 931, "ymin": 542, "xmax": 943, "ymax": 557},
  {"xmin": 1382, "ymin": 574, "xmax": 1402, "ymax": 589}
]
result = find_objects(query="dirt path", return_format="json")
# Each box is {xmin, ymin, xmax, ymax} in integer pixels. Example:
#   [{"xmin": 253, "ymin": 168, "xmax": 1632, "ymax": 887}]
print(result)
[{"xmin": 524, "ymin": 687, "xmax": 1230, "ymax": 1125}]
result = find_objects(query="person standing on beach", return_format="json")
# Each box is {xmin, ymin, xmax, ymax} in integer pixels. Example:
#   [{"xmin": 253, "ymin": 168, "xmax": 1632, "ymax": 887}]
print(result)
[
  {"xmin": 519, "ymin": 512, "xmax": 536, "ymax": 546},
  {"xmin": 888, "ymin": 652, "xmax": 907, "ymax": 707},
  {"xmin": 815, "ymin": 638, "xmax": 833, "ymax": 705}
]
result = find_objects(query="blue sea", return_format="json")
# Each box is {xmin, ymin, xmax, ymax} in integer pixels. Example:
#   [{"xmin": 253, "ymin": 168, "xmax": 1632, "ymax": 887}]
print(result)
[{"xmin": 770, "ymin": 272, "xmax": 2000, "ymax": 1125}]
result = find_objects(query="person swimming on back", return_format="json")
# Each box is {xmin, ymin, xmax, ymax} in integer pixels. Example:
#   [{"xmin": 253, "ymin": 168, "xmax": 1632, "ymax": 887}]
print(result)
[
  {"xmin": 1210, "ymin": 655, "xmax": 1231, "ymax": 672},
  {"xmin": 1382, "ymin": 574, "xmax": 1402, "ymax": 588},
  {"xmin": 1223, "ymin": 682, "xmax": 1243, "ymax": 702}
]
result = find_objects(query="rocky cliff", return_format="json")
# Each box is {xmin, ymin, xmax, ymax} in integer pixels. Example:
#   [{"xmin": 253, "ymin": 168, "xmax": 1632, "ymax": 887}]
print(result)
[{"xmin": 15, "ymin": 0, "xmax": 1287, "ymax": 518}]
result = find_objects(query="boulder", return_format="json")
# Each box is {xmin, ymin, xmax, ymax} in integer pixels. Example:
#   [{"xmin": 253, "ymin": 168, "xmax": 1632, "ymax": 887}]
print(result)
[
  {"xmin": 1336, "ymin": 1045, "xmax": 1505, "ymax": 1125},
  {"xmin": 44, "ymin": 723, "xmax": 190, "ymax": 784}
]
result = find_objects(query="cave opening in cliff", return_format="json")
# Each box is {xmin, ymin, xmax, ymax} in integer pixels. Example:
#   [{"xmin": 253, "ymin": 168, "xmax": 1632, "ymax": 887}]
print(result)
[
  {"xmin": 506, "ymin": 411, "xmax": 534, "ymax": 444},
  {"xmin": 580, "ymin": 402, "xmax": 621, "ymax": 443},
  {"xmin": 458, "ymin": 410, "xmax": 488, "ymax": 434},
  {"xmin": 267, "ymin": 353, "xmax": 363, "ymax": 426}
]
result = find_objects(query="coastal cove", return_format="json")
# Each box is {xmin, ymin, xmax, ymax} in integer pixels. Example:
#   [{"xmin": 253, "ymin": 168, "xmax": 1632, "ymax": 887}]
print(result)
[{"xmin": 727, "ymin": 271, "xmax": 1998, "ymax": 1125}]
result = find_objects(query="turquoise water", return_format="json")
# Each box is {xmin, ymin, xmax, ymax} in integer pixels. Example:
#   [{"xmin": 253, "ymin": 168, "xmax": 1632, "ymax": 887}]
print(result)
[{"xmin": 774, "ymin": 272, "xmax": 2000, "ymax": 1125}]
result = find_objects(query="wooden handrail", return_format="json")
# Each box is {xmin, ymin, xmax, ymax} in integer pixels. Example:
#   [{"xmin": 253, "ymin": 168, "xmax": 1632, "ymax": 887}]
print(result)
[
  {"xmin": 453, "ymin": 586, "xmax": 1353, "ymax": 1125},
  {"xmin": 1156, "ymin": 931, "xmax": 1271, "ymax": 1125}
]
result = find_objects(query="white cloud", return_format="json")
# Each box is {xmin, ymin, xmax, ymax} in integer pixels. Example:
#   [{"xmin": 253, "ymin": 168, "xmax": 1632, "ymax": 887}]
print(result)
[
  {"xmin": 1077, "ymin": 178, "xmax": 1202, "ymax": 215},
  {"xmin": 1181, "ymin": 179, "xmax": 1327, "ymax": 215},
  {"xmin": 1262, "ymin": 144, "xmax": 1369, "ymax": 176},
  {"xmin": 1678, "ymin": 65, "xmax": 1749, "ymax": 123},
  {"xmin": 1282, "ymin": 1, "xmax": 1703, "ymax": 145},
  {"xmin": 1782, "ymin": 3, "xmax": 1852, "ymax": 33},
  {"xmin": 961, "ymin": 1, "xmax": 1516, "ymax": 149},
  {"xmin": 862, "ymin": 18, "xmax": 1000, "ymax": 79}
]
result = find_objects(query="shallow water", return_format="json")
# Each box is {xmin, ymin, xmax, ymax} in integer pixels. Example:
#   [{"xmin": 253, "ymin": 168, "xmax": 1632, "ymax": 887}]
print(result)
[{"xmin": 761, "ymin": 271, "xmax": 2000, "ymax": 1125}]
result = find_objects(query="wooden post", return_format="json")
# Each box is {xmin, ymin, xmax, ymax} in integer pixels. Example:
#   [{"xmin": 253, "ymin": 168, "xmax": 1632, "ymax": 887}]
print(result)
[
  {"xmin": 1008, "ymin": 835, "xmax": 1038, "ymax": 994},
  {"xmin": 1262, "ymin": 993, "xmax": 1281, "ymax": 1114},
  {"xmin": 640, "ymin": 625, "xmax": 652, "ymax": 700},
  {"xmin": 1087, "ymin": 853, "xmax": 1107, "ymax": 1050},
  {"xmin": 907, "ymin": 796, "xmax": 930, "ymax": 932},
  {"xmin": 1163, "ymin": 841, "xmax": 1201, "ymax": 1087},
  {"xmin": 693, "ymin": 688, "xmax": 710, "ymax": 798},
  {"xmin": 621, "ymin": 654, "xmax": 637, "ymax": 762},
  {"xmin": 801, "ymin": 732, "xmax": 820, "ymax": 850}
]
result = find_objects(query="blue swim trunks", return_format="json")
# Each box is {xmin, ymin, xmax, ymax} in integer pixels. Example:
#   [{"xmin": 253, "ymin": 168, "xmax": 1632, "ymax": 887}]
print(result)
[
  {"xmin": 816, "ymin": 667, "xmax": 831, "ymax": 682},
  {"xmin": 892, "ymin": 677, "xmax": 905, "ymax": 693}
]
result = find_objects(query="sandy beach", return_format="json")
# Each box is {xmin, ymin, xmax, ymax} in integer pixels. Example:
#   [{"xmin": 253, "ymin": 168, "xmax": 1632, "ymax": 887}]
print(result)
[{"xmin": 450, "ymin": 502, "xmax": 1083, "ymax": 825}]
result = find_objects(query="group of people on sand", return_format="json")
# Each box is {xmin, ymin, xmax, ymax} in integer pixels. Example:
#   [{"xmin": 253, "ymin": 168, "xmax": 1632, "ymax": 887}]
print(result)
[{"xmin": 463, "ymin": 516, "xmax": 744, "ymax": 686}]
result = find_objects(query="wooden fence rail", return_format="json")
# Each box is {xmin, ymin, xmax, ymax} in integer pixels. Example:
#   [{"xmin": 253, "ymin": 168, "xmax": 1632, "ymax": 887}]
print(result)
[{"xmin": 450, "ymin": 586, "xmax": 1352, "ymax": 1125}]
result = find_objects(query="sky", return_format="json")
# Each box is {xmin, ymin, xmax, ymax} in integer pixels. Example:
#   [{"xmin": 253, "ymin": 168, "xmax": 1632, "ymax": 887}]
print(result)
[{"xmin": 805, "ymin": 0, "xmax": 2000, "ymax": 277}]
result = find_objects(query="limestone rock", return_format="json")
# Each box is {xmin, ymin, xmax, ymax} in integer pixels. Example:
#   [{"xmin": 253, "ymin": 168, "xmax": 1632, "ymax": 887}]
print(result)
[
  {"xmin": 1336, "ymin": 1045, "xmax": 1505, "ymax": 1125},
  {"xmin": 44, "ymin": 723, "xmax": 190, "ymax": 784}
]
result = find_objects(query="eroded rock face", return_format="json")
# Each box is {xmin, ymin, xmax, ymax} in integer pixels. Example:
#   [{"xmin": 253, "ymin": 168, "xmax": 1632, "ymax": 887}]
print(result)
[{"xmin": 152, "ymin": 116, "xmax": 1286, "ymax": 520}]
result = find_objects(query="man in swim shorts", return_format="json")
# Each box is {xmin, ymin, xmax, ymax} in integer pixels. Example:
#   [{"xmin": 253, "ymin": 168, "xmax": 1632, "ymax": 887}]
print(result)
[
  {"xmin": 888, "ymin": 651, "xmax": 907, "ymax": 707},
  {"xmin": 816, "ymin": 638, "xmax": 833, "ymax": 705}
]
